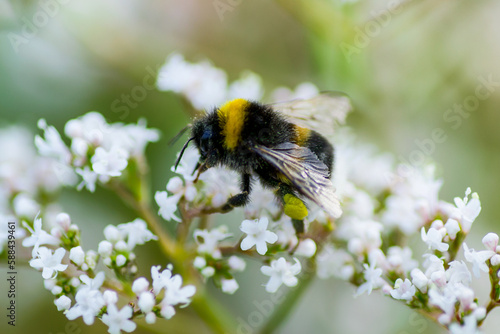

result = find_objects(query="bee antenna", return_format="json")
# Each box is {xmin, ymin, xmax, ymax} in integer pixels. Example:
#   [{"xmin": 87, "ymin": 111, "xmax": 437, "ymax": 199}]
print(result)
[
  {"xmin": 168, "ymin": 124, "xmax": 192, "ymax": 147},
  {"xmin": 174, "ymin": 137, "xmax": 195, "ymax": 171}
]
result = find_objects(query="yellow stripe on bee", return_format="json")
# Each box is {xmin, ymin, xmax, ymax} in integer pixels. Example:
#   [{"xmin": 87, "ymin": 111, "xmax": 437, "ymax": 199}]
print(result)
[
  {"xmin": 293, "ymin": 125, "xmax": 311, "ymax": 146},
  {"xmin": 218, "ymin": 98, "xmax": 249, "ymax": 150},
  {"xmin": 283, "ymin": 194, "xmax": 308, "ymax": 220}
]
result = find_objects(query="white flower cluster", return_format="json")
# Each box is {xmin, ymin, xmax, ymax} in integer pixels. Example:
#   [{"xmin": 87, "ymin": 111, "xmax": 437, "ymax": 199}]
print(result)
[
  {"xmin": 21, "ymin": 213, "xmax": 192, "ymax": 333},
  {"xmin": 36, "ymin": 112, "xmax": 160, "ymax": 192},
  {"xmin": 0, "ymin": 126, "xmax": 76, "ymax": 254},
  {"xmin": 156, "ymin": 52, "xmax": 321, "ymax": 111},
  {"xmin": 313, "ymin": 134, "xmax": 494, "ymax": 332}
]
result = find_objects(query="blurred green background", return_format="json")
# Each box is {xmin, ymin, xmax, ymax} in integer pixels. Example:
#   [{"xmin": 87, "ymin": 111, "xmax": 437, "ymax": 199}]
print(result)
[{"xmin": 1, "ymin": 0, "xmax": 500, "ymax": 333}]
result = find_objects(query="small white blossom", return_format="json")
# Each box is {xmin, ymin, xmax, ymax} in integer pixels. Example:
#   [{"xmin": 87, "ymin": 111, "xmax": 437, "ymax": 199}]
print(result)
[
  {"xmin": 390, "ymin": 278, "xmax": 416, "ymax": 302},
  {"xmin": 75, "ymin": 166, "xmax": 98, "ymax": 192},
  {"xmin": 117, "ymin": 218, "xmax": 157, "ymax": 250},
  {"xmin": 421, "ymin": 227, "xmax": 449, "ymax": 252},
  {"xmin": 356, "ymin": 261, "xmax": 384, "ymax": 296},
  {"xmin": 201, "ymin": 266, "xmax": 215, "ymax": 278},
  {"xmin": 194, "ymin": 226, "xmax": 231, "ymax": 259},
  {"xmin": 145, "ymin": 312, "xmax": 156, "ymax": 324},
  {"xmin": 294, "ymin": 239, "xmax": 317, "ymax": 258},
  {"xmin": 35, "ymin": 119, "xmax": 71, "ymax": 164},
  {"xmin": 449, "ymin": 315, "xmax": 481, "ymax": 334},
  {"xmin": 447, "ymin": 261, "xmax": 472, "ymax": 285},
  {"xmin": 115, "ymin": 254, "xmax": 127, "ymax": 267},
  {"xmin": 453, "ymin": 188, "xmax": 481, "ymax": 233},
  {"xmin": 228, "ymin": 256, "xmax": 246, "ymax": 272},
  {"xmin": 221, "ymin": 278, "xmax": 239, "ymax": 294},
  {"xmin": 54, "ymin": 295, "xmax": 72, "ymax": 311},
  {"xmin": 482, "ymin": 233, "xmax": 499, "ymax": 251},
  {"xmin": 260, "ymin": 257, "xmax": 301, "ymax": 293},
  {"xmin": 69, "ymin": 246, "xmax": 85, "ymax": 266},
  {"xmin": 98, "ymin": 240, "xmax": 113, "ymax": 257},
  {"xmin": 103, "ymin": 290, "xmax": 118, "ymax": 305},
  {"xmin": 227, "ymin": 71, "xmax": 264, "ymax": 101},
  {"xmin": 240, "ymin": 217, "xmax": 278, "ymax": 255},
  {"xmin": 29, "ymin": 247, "xmax": 68, "ymax": 279},
  {"xmin": 410, "ymin": 268, "xmax": 428, "ymax": 292},
  {"xmin": 66, "ymin": 287, "xmax": 105, "ymax": 325},
  {"xmin": 104, "ymin": 225, "xmax": 123, "ymax": 243},
  {"xmin": 463, "ymin": 243, "xmax": 494, "ymax": 278},
  {"xmin": 132, "ymin": 277, "xmax": 150, "ymax": 295},
  {"xmin": 101, "ymin": 304, "xmax": 136, "ymax": 334},
  {"xmin": 193, "ymin": 256, "xmax": 207, "ymax": 269},
  {"xmin": 91, "ymin": 146, "xmax": 129, "ymax": 177},
  {"xmin": 155, "ymin": 191, "xmax": 181, "ymax": 222},
  {"xmin": 22, "ymin": 217, "xmax": 60, "ymax": 257},
  {"xmin": 160, "ymin": 274, "xmax": 196, "ymax": 319},
  {"xmin": 138, "ymin": 292, "xmax": 156, "ymax": 313},
  {"xmin": 445, "ymin": 218, "xmax": 461, "ymax": 240}
]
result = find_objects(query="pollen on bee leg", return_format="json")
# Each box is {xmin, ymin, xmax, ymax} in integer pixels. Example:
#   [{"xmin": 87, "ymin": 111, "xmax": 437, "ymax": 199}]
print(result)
[{"xmin": 283, "ymin": 194, "xmax": 308, "ymax": 220}]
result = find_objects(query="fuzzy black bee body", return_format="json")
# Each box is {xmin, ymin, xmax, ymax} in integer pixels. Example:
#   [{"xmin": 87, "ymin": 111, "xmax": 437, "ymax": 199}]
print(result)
[{"xmin": 178, "ymin": 98, "xmax": 342, "ymax": 231}]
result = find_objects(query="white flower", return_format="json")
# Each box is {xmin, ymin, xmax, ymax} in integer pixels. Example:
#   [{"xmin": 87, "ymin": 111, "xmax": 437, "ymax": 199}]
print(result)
[
  {"xmin": 166, "ymin": 177, "xmax": 184, "ymax": 194},
  {"xmin": 316, "ymin": 245, "xmax": 354, "ymax": 280},
  {"xmin": 35, "ymin": 119, "xmax": 71, "ymax": 163},
  {"xmin": 145, "ymin": 312, "xmax": 156, "ymax": 324},
  {"xmin": 80, "ymin": 272, "xmax": 105, "ymax": 291},
  {"xmin": 156, "ymin": 53, "xmax": 227, "ymax": 110},
  {"xmin": 221, "ymin": 278, "xmax": 239, "ymax": 294},
  {"xmin": 421, "ymin": 227, "xmax": 449, "ymax": 252},
  {"xmin": 91, "ymin": 146, "xmax": 128, "ymax": 177},
  {"xmin": 445, "ymin": 218, "xmax": 461, "ymax": 240},
  {"xmin": 390, "ymin": 278, "xmax": 416, "ymax": 302},
  {"xmin": 447, "ymin": 261, "xmax": 472, "ymax": 286},
  {"xmin": 454, "ymin": 188, "xmax": 481, "ymax": 233},
  {"xmin": 386, "ymin": 246, "xmax": 418, "ymax": 273},
  {"xmin": 151, "ymin": 265, "xmax": 173, "ymax": 294},
  {"xmin": 22, "ymin": 217, "xmax": 60, "ymax": 257},
  {"xmin": 115, "ymin": 254, "xmax": 127, "ymax": 267},
  {"xmin": 410, "ymin": 268, "xmax": 428, "ymax": 292},
  {"xmin": 101, "ymin": 304, "xmax": 136, "ymax": 334},
  {"xmin": 228, "ymin": 256, "xmax": 246, "ymax": 272},
  {"xmin": 240, "ymin": 217, "xmax": 278, "ymax": 255},
  {"xmin": 103, "ymin": 290, "xmax": 118, "ymax": 305},
  {"xmin": 260, "ymin": 257, "xmax": 301, "ymax": 293},
  {"xmin": 355, "ymin": 261, "xmax": 384, "ymax": 296},
  {"xmin": 482, "ymin": 233, "xmax": 499, "ymax": 251},
  {"xmin": 117, "ymin": 218, "xmax": 157, "ymax": 250},
  {"xmin": 193, "ymin": 256, "xmax": 207, "ymax": 269},
  {"xmin": 194, "ymin": 226, "xmax": 232, "ymax": 259},
  {"xmin": 449, "ymin": 315, "xmax": 481, "ymax": 334},
  {"xmin": 463, "ymin": 243, "xmax": 494, "ymax": 278},
  {"xmin": 429, "ymin": 287, "xmax": 456, "ymax": 319},
  {"xmin": 160, "ymin": 273, "xmax": 196, "ymax": 319},
  {"xmin": 138, "ymin": 292, "xmax": 156, "ymax": 313},
  {"xmin": 29, "ymin": 247, "xmax": 68, "ymax": 279},
  {"xmin": 76, "ymin": 166, "xmax": 98, "ymax": 192},
  {"xmin": 227, "ymin": 71, "xmax": 264, "ymax": 101},
  {"xmin": 69, "ymin": 246, "xmax": 85, "ymax": 266},
  {"xmin": 66, "ymin": 287, "xmax": 105, "ymax": 325},
  {"xmin": 13, "ymin": 193, "xmax": 40, "ymax": 218},
  {"xmin": 104, "ymin": 225, "xmax": 123, "ymax": 243},
  {"xmin": 98, "ymin": 240, "xmax": 113, "ymax": 257},
  {"xmin": 294, "ymin": 239, "xmax": 317, "ymax": 258},
  {"xmin": 423, "ymin": 254, "xmax": 445, "ymax": 277},
  {"xmin": 155, "ymin": 191, "xmax": 181, "ymax": 222},
  {"xmin": 201, "ymin": 266, "xmax": 215, "ymax": 278},
  {"xmin": 132, "ymin": 277, "xmax": 150, "ymax": 295},
  {"xmin": 54, "ymin": 295, "xmax": 72, "ymax": 311},
  {"xmin": 171, "ymin": 146, "xmax": 199, "ymax": 181}
]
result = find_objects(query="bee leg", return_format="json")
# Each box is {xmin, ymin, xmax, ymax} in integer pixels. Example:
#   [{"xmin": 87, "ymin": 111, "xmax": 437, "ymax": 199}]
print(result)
[
  {"xmin": 221, "ymin": 173, "xmax": 252, "ymax": 213},
  {"xmin": 277, "ymin": 184, "xmax": 308, "ymax": 234}
]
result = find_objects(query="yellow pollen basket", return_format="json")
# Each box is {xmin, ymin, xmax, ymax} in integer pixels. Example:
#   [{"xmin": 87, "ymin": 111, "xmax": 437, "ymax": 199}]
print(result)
[
  {"xmin": 283, "ymin": 194, "xmax": 308, "ymax": 220},
  {"xmin": 218, "ymin": 98, "xmax": 249, "ymax": 150}
]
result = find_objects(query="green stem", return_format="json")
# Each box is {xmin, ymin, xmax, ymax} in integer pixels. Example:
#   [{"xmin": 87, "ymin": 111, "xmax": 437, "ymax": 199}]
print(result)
[{"xmin": 259, "ymin": 259, "xmax": 317, "ymax": 334}]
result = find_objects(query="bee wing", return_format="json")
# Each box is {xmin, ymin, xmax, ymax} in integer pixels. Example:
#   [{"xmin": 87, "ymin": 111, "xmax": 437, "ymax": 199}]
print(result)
[
  {"xmin": 252, "ymin": 143, "xmax": 342, "ymax": 218},
  {"xmin": 270, "ymin": 92, "xmax": 352, "ymax": 137}
]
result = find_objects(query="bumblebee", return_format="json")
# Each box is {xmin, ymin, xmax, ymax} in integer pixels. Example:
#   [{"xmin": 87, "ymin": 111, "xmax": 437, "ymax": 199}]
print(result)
[{"xmin": 175, "ymin": 94, "xmax": 350, "ymax": 232}]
